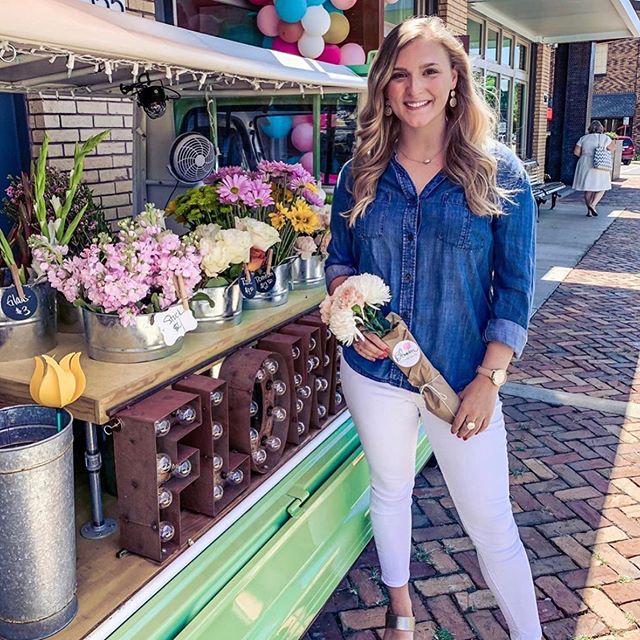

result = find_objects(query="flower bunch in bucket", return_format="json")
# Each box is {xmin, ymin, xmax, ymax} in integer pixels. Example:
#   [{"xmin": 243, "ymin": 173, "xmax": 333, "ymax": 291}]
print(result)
[
  {"xmin": 321, "ymin": 274, "xmax": 461, "ymax": 423},
  {"xmin": 31, "ymin": 205, "xmax": 202, "ymax": 326},
  {"xmin": 0, "ymin": 131, "xmax": 109, "ymax": 297}
]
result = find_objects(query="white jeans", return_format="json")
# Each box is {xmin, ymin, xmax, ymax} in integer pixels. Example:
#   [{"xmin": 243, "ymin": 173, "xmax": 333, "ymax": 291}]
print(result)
[{"xmin": 341, "ymin": 357, "xmax": 542, "ymax": 640}]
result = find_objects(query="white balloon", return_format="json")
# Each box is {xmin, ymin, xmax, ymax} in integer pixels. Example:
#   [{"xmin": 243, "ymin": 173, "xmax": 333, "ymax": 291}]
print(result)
[
  {"xmin": 301, "ymin": 5, "xmax": 331, "ymax": 37},
  {"xmin": 298, "ymin": 32, "xmax": 326, "ymax": 58}
]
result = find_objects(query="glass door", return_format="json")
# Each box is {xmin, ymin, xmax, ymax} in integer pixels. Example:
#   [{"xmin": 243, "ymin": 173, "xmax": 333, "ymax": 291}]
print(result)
[
  {"xmin": 512, "ymin": 81, "xmax": 527, "ymax": 157},
  {"xmin": 499, "ymin": 77, "xmax": 511, "ymax": 145}
]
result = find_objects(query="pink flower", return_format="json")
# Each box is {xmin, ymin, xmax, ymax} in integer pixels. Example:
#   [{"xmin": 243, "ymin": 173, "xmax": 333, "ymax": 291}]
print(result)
[
  {"xmin": 335, "ymin": 285, "xmax": 365, "ymax": 312},
  {"xmin": 240, "ymin": 179, "xmax": 275, "ymax": 208},
  {"xmin": 217, "ymin": 174, "xmax": 251, "ymax": 204},
  {"xmin": 319, "ymin": 294, "xmax": 333, "ymax": 325}
]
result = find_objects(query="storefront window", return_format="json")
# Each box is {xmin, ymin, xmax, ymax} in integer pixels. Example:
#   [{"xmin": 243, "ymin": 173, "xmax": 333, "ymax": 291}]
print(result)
[
  {"xmin": 384, "ymin": 0, "xmax": 415, "ymax": 30},
  {"xmin": 486, "ymin": 28, "xmax": 499, "ymax": 62},
  {"xmin": 499, "ymin": 77, "xmax": 511, "ymax": 145},
  {"xmin": 485, "ymin": 73, "xmax": 498, "ymax": 111},
  {"xmin": 502, "ymin": 36, "xmax": 512, "ymax": 67},
  {"xmin": 468, "ymin": 19, "xmax": 483, "ymax": 57},
  {"xmin": 514, "ymin": 43, "xmax": 528, "ymax": 71},
  {"xmin": 512, "ymin": 81, "xmax": 526, "ymax": 156},
  {"xmin": 175, "ymin": 0, "xmax": 262, "ymax": 47}
]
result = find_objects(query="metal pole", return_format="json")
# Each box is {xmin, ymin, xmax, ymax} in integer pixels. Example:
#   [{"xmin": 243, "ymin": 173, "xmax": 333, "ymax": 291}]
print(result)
[
  {"xmin": 312, "ymin": 93, "xmax": 321, "ymax": 183},
  {"xmin": 80, "ymin": 421, "xmax": 117, "ymax": 539}
]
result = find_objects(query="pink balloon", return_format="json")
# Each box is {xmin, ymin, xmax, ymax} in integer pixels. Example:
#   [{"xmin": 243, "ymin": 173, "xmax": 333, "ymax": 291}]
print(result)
[
  {"xmin": 320, "ymin": 112, "xmax": 338, "ymax": 129},
  {"xmin": 330, "ymin": 0, "xmax": 357, "ymax": 9},
  {"xmin": 257, "ymin": 5, "xmax": 280, "ymax": 37},
  {"xmin": 291, "ymin": 123, "xmax": 314, "ymax": 152},
  {"xmin": 293, "ymin": 114, "xmax": 314, "ymax": 126},
  {"xmin": 300, "ymin": 151, "xmax": 314, "ymax": 174},
  {"xmin": 340, "ymin": 42, "xmax": 366, "ymax": 65},
  {"xmin": 318, "ymin": 43, "xmax": 341, "ymax": 64},
  {"xmin": 272, "ymin": 37, "xmax": 300, "ymax": 55}
]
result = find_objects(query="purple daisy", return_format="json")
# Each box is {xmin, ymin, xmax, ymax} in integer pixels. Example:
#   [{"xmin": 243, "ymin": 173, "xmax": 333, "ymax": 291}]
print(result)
[{"xmin": 217, "ymin": 173, "xmax": 251, "ymax": 204}]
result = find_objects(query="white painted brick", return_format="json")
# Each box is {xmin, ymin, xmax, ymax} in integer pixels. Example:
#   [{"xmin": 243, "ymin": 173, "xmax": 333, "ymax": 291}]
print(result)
[
  {"xmin": 107, "ymin": 102, "xmax": 133, "ymax": 115},
  {"xmin": 100, "ymin": 168, "xmax": 129, "ymax": 182},
  {"xmin": 84, "ymin": 156, "xmax": 114, "ymax": 170},
  {"xmin": 100, "ymin": 142, "xmax": 127, "ymax": 154},
  {"xmin": 49, "ymin": 158, "xmax": 75, "ymax": 171},
  {"xmin": 94, "ymin": 115, "xmax": 125, "ymax": 128},
  {"xmin": 61, "ymin": 115, "xmax": 94, "ymax": 128},
  {"xmin": 112, "ymin": 155, "xmax": 132, "ymax": 168},
  {"xmin": 110, "ymin": 129, "xmax": 133, "ymax": 141},
  {"xmin": 42, "ymin": 99, "xmax": 77, "ymax": 114},
  {"xmin": 91, "ymin": 182, "xmax": 117, "ymax": 196},
  {"xmin": 115, "ymin": 180, "xmax": 133, "ymax": 193},
  {"xmin": 77, "ymin": 102, "xmax": 108, "ymax": 114},
  {"xmin": 100, "ymin": 194, "xmax": 131, "ymax": 207},
  {"xmin": 46, "ymin": 144, "xmax": 65, "ymax": 158}
]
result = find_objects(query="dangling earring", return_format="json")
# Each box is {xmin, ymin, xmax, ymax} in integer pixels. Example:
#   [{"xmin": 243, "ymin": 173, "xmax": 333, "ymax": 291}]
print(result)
[
  {"xmin": 384, "ymin": 101, "xmax": 393, "ymax": 117},
  {"xmin": 448, "ymin": 89, "xmax": 457, "ymax": 109}
]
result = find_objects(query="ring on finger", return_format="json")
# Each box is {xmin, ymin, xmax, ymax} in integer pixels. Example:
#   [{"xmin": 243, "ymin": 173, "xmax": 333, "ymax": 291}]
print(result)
[{"xmin": 465, "ymin": 420, "xmax": 477, "ymax": 431}]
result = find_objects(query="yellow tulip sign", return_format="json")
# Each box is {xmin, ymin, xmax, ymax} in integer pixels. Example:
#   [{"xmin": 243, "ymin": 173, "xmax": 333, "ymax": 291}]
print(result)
[{"xmin": 30, "ymin": 352, "xmax": 86, "ymax": 408}]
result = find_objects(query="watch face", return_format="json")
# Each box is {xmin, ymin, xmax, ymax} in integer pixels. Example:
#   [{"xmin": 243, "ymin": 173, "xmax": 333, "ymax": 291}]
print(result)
[{"xmin": 493, "ymin": 370, "xmax": 507, "ymax": 385}]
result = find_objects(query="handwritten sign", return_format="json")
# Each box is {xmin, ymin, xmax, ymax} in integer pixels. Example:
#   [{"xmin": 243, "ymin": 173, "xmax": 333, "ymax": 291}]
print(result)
[
  {"xmin": 156, "ymin": 307, "xmax": 198, "ymax": 346},
  {"xmin": 255, "ymin": 271, "xmax": 276, "ymax": 293},
  {"xmin": 239, "ymin": 274, "xmax": 257, "ymax": 299},
  {"xmin": 1, "ymin": 285, "xmax": 38, "ymax": 321}
]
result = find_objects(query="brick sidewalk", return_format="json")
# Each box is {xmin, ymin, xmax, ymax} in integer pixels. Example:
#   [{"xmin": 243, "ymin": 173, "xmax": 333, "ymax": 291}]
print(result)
[{"xmin": 305, "ymin": 173, "xmax": 640, "ymax": 640}]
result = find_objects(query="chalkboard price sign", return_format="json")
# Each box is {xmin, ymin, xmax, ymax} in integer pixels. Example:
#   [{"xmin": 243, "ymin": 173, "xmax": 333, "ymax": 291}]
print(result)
[{"xmin": 1, "ymin": 285, "xmax": 38, "ymax": 321}]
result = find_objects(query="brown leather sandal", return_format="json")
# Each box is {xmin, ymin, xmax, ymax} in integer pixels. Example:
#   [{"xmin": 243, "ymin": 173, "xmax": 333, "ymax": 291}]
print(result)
[{"xmin": 385, "ymin": 607, "xmax": 415, "ymax": 633}]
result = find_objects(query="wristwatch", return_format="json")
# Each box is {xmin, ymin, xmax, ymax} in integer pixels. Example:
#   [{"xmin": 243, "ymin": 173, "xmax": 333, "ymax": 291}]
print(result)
[{"xmin": 476, "ymin": 366, "xmax": 508, "ymax": 387}]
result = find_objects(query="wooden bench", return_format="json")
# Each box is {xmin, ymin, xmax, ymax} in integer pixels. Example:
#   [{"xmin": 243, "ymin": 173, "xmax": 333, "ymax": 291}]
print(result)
[{"xmin": 522, "ymin": 159, "xmax": 566, "ymax": 219}]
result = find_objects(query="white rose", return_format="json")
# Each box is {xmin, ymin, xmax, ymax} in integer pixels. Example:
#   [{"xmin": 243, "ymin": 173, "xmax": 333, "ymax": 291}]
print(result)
[
  {"xmin": 217, "ymin": 228, "xmax": 252, "ymax": 265},
  {"xmin": 200, "ymin": 236, "xmax": 230, "ymax": 277},
  {"xmin": 235, "ymin": 216, "xmax": 280, "ymax": 251}
]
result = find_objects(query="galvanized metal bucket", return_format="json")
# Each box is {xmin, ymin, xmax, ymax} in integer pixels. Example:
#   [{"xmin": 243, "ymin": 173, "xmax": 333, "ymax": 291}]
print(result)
[
  {"xmin": 0, "ymin": 405, "xmax": 76, "ymax": 640},
  {"xmin": 190, "ymin": 283, "xmax": 243, "ymax": 331},
  {"xmin": 289, "ymin": 254, "xmax": 326, "ymax": 290},
  {"xmin": 0, "ymin": 282, "xmax": 57, "ymax": 362},
  {"xmin": 56, "ymin": 294, "xmax": 84, "ymax": 334},
  {"xmin": 82, "ymin": 306, "xmax": 184, "ymax": 363},
  {"xmin": 244, "ymin": 262, "xmax": 291, "ymax": 310}
]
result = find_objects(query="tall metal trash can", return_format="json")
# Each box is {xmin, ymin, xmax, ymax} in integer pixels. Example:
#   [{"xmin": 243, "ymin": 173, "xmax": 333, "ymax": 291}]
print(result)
[{"xmin": 0, "ymin": 405, "xmax": 77, "ymax": 640}]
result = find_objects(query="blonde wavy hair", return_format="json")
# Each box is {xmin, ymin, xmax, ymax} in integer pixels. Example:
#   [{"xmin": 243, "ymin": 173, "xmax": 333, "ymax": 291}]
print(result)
[{"xmin": 347, "ymin": 16, "xmax": 507, "ymax": 225}]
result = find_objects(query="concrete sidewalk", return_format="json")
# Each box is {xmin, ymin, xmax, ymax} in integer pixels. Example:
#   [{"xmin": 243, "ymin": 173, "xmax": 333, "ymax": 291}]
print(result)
[{"xmin": 305, "ymin": 166, "xmax": 640, "ymax": 640}]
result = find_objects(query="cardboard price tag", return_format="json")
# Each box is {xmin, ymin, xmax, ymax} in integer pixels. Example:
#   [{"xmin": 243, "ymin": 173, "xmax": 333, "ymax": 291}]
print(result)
[
  {"xmin": 157, "ymin": 307, "xmax": 198, "ymax": 346},
  {"xmin": 1, "ymin": 285, "xmax": 38, "ymax": 321}
]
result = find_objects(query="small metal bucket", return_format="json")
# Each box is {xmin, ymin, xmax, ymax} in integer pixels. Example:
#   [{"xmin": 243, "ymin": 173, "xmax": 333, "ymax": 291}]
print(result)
[
  {"xmin": 0, "ymin": 405, "xmax": 76, "ymax": 640},
  {"xmin": 0, "ymin": 282, "xmax": 57, "ymax": 362},
  {"xmin": 56, "ymin": 293, "xmax": 84, "ymax": 334},
  {"xmin": 289, "ymin": 255, "xmax": 326, "ymax": 290},
  {"xmin": 244, "ymin": 262, "xmax": 291, "ymax": 310},
  {"xmin": 191, "ymin": 283, "xmax": 243, "ymax": 331},
  {"xmin": 82, "ymin": 306, "xmax": 184, "ymax": 363}
]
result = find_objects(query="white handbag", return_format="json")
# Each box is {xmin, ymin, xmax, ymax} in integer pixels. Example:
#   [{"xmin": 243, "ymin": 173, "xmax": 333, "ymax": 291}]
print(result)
[{"xmin": 593, "ymin": 134, "xmax": 613, "ymax": 171}]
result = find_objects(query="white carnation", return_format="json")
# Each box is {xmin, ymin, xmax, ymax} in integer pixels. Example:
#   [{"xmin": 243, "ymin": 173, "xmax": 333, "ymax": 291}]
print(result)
[
  {"xmin": 234, "ymin": 216, "xmax": 280, "ymax": 251},
  {"xmin": 329, "ymin": 307, "xmax": 363, "ymax": 346},
  {"xmin": 350, "ymin": 273, "xmax": 391, "ymax": 308}
]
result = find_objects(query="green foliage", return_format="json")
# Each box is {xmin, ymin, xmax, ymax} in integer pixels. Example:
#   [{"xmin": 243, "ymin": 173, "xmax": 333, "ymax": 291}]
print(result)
[
  {"xmin": 434, "ymin": 628, "xmax": 455, "ymax": 640},
  {"xmin": 169, "ymin": 185, "xmax": 232, "ymax": 230}
]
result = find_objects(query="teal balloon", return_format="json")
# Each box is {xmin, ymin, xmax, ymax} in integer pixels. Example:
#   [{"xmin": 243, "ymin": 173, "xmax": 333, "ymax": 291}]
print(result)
[
  {"xmin": 259, "ymin": 115, "xmax": 294, "ymax": 138},
  {"xmin": 323, "ymin": 1, "xmax": 343, "ymax": 13},
  {"xmin": 221, "ymin": 23, "xmax": 263, "ymax": 46},
  {"xmin": 307, "ymin": 0, "xmax": 324, "ymax": 6},
  {"xmin": 275, "ymin": 0, "xmax": 307, "ymax": 23},
  {"xmin": 262, "ymin": 36, "xmax": 274, "ymax": 48},
  {"xmin": 286, "ymin": 155, "xmax": 301, "ymax": 164}
]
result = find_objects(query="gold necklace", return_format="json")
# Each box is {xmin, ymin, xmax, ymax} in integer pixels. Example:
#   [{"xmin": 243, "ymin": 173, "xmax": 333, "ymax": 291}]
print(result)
[{"xmin": 396, "ymin": 146, "xmax": 443, "ymax": 165}]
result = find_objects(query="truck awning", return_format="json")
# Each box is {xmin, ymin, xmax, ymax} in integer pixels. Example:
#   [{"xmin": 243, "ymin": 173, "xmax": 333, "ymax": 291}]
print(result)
[
  {"xmin": 468, "ymin": 0, "xmax": 640, "ymax": 43},
  {"xmin": 0, "ymin": 0, "xmax": 367, "ymax": 96}
]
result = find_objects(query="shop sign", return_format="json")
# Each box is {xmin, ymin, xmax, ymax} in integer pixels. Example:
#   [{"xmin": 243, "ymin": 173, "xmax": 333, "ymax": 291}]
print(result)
[{"xmin": 78, "ymin": 0, "xmax": 126, "ymax": 12}]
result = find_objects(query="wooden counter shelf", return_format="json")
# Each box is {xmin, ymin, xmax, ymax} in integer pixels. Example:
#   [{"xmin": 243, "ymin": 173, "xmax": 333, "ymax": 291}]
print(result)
[{"xmin": 0, "ymin": 287, "xmax": 325, "ymax": 424}]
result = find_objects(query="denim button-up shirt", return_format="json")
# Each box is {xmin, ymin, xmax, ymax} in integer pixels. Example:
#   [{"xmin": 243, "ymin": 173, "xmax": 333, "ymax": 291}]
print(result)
[{"xmin": 325, "ymin": 143, "xmax": 536, "ymax": 394}]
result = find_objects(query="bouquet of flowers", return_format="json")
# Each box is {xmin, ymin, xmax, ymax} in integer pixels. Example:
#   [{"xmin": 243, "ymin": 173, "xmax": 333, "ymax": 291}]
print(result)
[
  {"xmin": 194, "ymin": 216, "xmax": 280, "ymax": 287},
  {"xmin": 167, "ymin": 161, "xmax": 325, "ymax": 270},
  {"xmin": 1, "ymin": 130, "xmax": 109, "ymax": 295},
  {"xmin": 31, "ymin": 205, "xmax": 202, "ymax": 326},
  {"xmin": 320, "ymin": 273, "xmax": 460, "ymax": 423},
  {"xmin": 293, "ymin": 201, "xmax": 331, "ymax": 261}
]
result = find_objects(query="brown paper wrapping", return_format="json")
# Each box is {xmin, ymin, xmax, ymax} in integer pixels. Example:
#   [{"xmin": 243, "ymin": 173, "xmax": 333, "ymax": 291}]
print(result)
[{"xmin": 382, "ymin": 312, "xmax": 460, "ymax": 424}]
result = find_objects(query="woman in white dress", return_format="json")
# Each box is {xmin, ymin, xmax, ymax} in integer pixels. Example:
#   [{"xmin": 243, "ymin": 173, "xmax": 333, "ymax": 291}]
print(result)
[{"xmin": 573, "ymin": 120, "xmax": 615, "ymax": 217}]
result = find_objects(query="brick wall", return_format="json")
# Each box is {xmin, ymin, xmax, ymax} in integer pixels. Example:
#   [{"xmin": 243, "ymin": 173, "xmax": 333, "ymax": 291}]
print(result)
[
  {"xmin": 26, "ymin": 0, "xmax": 154, "ymax": 222},
  {"xmin": 593, "ymin": 38, "xmax": 640, "ymax": 148},
  {"xmin": 438, "ymin": 0, "xmax": 467, "ymax": 36},
  {"xmin": 530, "ymin": 44, "xmax": 553, "ymax": 178}
]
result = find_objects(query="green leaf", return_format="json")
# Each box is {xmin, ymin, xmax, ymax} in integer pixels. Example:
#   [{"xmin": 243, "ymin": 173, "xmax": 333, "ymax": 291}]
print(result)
[
  {"xmin": 60, "ymin": 202, "xmax": 89, "ymax": 245},
  {"xmin": 0, "ymin": 228, "xmax": 15, "ymax": 267},
  {"xmin": 72, "ymin": 298, "xmax": 102, "ymax": 313},
  {"xmin": 190, "ymin": 291, "xmax": 216, "ymax": 308},
  {"xmin": 204, "ymin": 276, "xmax": 229, "ymax": 287},
  {"xmin": 150, "ymin": 292, "xmax": 161, "ymax": 312}
]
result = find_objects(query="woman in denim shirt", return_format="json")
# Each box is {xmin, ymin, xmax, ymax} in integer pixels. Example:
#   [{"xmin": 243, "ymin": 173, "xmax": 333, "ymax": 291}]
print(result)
[{"xmin": 326, "ymin": 17, "xmax": 540, "ymax": 640}]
